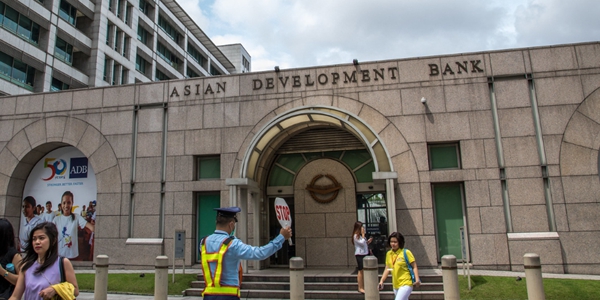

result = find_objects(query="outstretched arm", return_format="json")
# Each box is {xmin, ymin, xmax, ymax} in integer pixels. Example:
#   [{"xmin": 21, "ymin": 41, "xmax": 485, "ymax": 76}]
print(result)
[{"xmin": 236, "ymin": 227, "xmax": 292, "ymax": 260}]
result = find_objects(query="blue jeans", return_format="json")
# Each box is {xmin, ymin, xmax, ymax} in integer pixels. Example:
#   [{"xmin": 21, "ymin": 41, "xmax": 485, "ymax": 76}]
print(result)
[{"xmin": 203, "ymin": 295, "xmax": 239, "ymax": 300}]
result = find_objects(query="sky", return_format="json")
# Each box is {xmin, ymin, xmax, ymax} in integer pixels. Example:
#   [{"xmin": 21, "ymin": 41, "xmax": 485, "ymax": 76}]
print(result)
[{"xmin": 176, "ymin": 0, "xmax": 600, "ymax": 72}]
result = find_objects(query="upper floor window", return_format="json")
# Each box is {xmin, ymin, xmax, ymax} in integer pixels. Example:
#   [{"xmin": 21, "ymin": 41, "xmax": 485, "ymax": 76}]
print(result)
[
  {"xmin": 0, "ymin": 3, "xmax": 41, "ymax": 44},
  {"xmin": 157, "ymin": 14, "xmax": 180, "ymax": 43},
  {"xmin": 186, "ymin": 67, "xmax": 199, "ymax": 78},
  {"xmin": 135, "ymin": 54, "xmax": 147, "ymax": 74},
  {"xmin": 209, "ymin": 65, "xmax": 221, "ymax": 76},
  {"xmin": 187, "ymin": 43, "xmax": 205, "ymax": 67},
  {"xmin": 428, "ymin": 143, "xmax": 461, "ymax": 170},
  {"xmin": 197, "ymin": 156, "xmax": 220, "ymax": 179},
  {"xmin": 59, "ymin": 0, "xmax": 77, "ymax": 26},
  {"xmin": 138, "ymin": 0, "xmax": 148, "ymax": 14},
  {"xmin": 50, "ymin": 77, "xmax": 69, "ymax": 91},
  {"xmin": 155, "ymin": 68, "xmax": 169, "ymax": 81},
  {"xmin": 157, "ymin": 42, "xmax": 179, "ymax": 68},
  {"xmin": 137, "ymin": 24, "xmax": 148, "ymax": 45},
  {"xmin": 0, "ymin": 50, "xmax": 36, "ymax": 90},
  {"xmin": 55, "ymin": 37, "xmax": 73, "ymax": 63}
]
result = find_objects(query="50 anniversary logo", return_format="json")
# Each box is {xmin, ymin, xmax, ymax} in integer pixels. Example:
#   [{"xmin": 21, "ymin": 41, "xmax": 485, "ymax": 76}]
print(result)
[{"xmin": 43, "ymin": 158, "xmax": 67, "ymax": 181}]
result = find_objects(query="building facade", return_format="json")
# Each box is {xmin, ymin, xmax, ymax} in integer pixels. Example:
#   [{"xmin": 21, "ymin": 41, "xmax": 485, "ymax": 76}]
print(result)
[
  {"xmin": 0, "ymin": 0, "xmax": 243, "ymax": 96},
  {"xmin": 1, "ymin": 42, "xmax": 599, "ymax": 274}
]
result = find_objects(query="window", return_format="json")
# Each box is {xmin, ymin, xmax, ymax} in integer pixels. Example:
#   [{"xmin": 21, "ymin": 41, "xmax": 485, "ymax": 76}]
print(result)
[
  {"xmin": 138, "ymin": 0, "xmax": 147, "ymax": 14},
  {"xmin": 0, "ymin": 51, "xmax": 35, "ymax": 90},
  {"xmin": 155, "ymin": 68, "xmax": 169, "ymax": 81},
  {"xmin": 58, "ymin": 0, "xmax": 77, "ymax": 25},
  {"xmin": 1, "ymin": 4, "xmax": 40, "ymax": 44},
  {"xmin": 103, "ymin": 56, "xmax": 110, "ymax": 82},
  {"xmin": 121, "ymin": 68, "xmax": 127, "ymax": 84},
  {"xmin": 242, "ymin": 56, "xmax": 250, "ymax": 72},
  {"xmin": 137, "ymin": 24, "xmax": 148, "ymax": 45},
  {"xmin": 112, "ymin": 63, "xmax": 120, "ymax": 85},
  {"xmin": 106, "ymin": 22, "xmax": 113, "ymax": 46},
  {"xmin": 122, "ymin": 37, "xmax": 129, "ymax": 57},
  {"xmin": 135, "ymin": 54, "xmax": 147, "ymax": 74},
  {"xmin": 187, "ymin": 67, "xmax": 199, "ymax": 78},
  {"xmin": 187, "ymin": 43, "xmax": 205, "ymax": 66},
  {"xmin": 157, "ymin": 14, "xmax": 180, "ymax": 43},
  {"xmin": 50, "ymin": 77, "xmax": 69, "ymax": 91},
  {"xmin": 428, "ymin": 143, "xmax": 461, "ymax": 170},
  {"xmin": 116, "ymin": 0, "xmax": 123, "ymax": 17},
  {"xmin": 197, "ymin": 156, "xmax": 220, "ymax": 179},
  {"xmin": 55, "ymin": 37, "xmax": 73, "ymax": 63},
  {"xmin": 157, "ymin": 42, "xmax": 179, "ymax": 68},
  {"xmin": 114, "ymin": 29, "xmax": 122, "ymax": 51},
  {"xmin": 209, "ymin": 65, "xmax": 221, "ymax": 76}
]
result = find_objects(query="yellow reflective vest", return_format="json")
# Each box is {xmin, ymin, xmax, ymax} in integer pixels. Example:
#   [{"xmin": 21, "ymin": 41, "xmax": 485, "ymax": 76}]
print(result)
[{"xmin": 200, "ymin": 236, "xmax": 242, "ymax": 297}]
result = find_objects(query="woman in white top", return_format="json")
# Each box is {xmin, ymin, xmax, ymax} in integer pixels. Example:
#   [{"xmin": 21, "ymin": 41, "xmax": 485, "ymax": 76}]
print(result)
[
  {"xmin": 352, "ymin": 221, "xmax": 372, "ymax": 293},
  {"xmin": 52, "ymin": 191, "xmax": 94, "ymax": 259}
]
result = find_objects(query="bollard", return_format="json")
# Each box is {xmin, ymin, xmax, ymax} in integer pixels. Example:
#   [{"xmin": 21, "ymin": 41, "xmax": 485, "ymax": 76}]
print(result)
[
  {"xmin": 154, "ymin": 256, "xmax": 169, "ymax": 300},
  {"xmin": 364, "ymin": 256, "xmax": 380, "ymax": 300},
  {"xmin": 94, "ymin": 255, "xmax": 109, "ymax": 300},
  {"xmin": 289, "ymin": 257, "xmax": 304, "ymax": 300},
  {"xmin": 441, "ymin": 255, "xmax": 460, "ymax": 300},
  {"xmin": 524, "ymin": 253, "xmax": 545, "ymax": 300}
]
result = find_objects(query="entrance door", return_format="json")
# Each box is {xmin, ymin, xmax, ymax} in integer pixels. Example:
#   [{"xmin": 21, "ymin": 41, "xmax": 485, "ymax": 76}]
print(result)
[
  {"xmin": 196, "ymin": 193, "xmax": 220, "ymax": 261},
  {"xmin": 268, "ymin": 196, "xmax": 295, "ymax": 265},
  {"xmin": 356, "ymin": 193, "xmax": 387, "ymax": 263},
  {"xmin": 433, "ymin": 183, "xmax": 465, "ymax": 260}
]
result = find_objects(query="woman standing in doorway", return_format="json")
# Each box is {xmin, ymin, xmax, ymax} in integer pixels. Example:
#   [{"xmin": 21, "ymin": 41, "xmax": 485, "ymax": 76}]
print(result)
[
  {"xmin": 351, "ymin": 221, "xmax": 372, "ymax": 293},
  {"xmin": 379, "ymin": 232, "xmax": 420, "ymax": 300},
  {"xmin": 9, "ymin": 222, "xmax": 79, "ymax": 299}
]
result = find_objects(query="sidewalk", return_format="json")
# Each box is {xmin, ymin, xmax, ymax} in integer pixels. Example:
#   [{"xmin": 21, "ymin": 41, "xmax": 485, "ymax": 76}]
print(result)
[{"xmin": 74, "ymin": 267, "xmax": 600, "ymax": 299}]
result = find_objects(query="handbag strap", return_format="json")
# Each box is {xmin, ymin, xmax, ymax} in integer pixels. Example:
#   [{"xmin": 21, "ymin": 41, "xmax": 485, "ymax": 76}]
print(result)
[
  {"xmin": 403, "ymin": 248, "xmax": 415, "ymax": 280},
  {"xmin": 59, "ymin": 257, "xmax": 65, "ymax": 282}
]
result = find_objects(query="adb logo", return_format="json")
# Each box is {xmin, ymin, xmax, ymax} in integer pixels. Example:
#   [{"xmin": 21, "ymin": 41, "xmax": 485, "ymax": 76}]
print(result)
[
  {"xmin": 70, "ymin": 157, "xmax": 88, "ymax": 179},
  {"xmin": 43, "ymin": 158, "xmax": 68, "ymax": 181},
  {"xmin": 69, "ymin": 157, "xmax": 88, "ymax": 179}
]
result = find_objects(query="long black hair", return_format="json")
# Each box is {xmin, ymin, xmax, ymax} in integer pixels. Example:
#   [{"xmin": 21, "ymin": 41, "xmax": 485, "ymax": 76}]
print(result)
[
  {"xmin": 19, "ymin": 222, "xmax": 59, "ymax": 274},
  {"xmin": 0, "ymin": 218, "xmax": 16, "ymax": 256}
]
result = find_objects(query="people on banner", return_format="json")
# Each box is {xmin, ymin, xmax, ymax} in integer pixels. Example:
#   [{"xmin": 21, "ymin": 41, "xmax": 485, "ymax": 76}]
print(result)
[
  {"xmin": 19, "ymin": 196, "xmax": 43, "ymax": 252},
  {"xmin": 52, "ymin": 191, "xmax": 95, "ymax": 260},
  {"xmin": 0, "ymin": 218, "xmax": 21, "ymax": 300},
  {"xmin": 42, "ymin": 201, "xmax": 58, "ymax": 223},
  {"xmin": 9, "ymin": 222, "xmax": 79, "ymax": 300}
]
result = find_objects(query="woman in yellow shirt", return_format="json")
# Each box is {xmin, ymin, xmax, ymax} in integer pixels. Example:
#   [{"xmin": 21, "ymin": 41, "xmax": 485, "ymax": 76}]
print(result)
[{"xmin": 378, "ymin": 232, "xmax": 420, "ymax": 300}]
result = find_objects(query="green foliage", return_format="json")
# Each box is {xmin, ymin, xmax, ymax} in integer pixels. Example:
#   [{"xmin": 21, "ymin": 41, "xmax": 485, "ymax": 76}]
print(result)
[
  {"xmin": 459, "ymin": 275, "xmax": 600, "ymax": 300},
  {"xmin": 76, "ymin": 273, "xmax": 197, "ymax": 296}
]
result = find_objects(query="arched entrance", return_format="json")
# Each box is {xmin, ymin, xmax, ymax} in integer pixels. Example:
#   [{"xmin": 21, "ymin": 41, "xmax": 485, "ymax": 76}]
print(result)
[{"xmin": 231, "ymin": 105, "xmax": 398, "ymax": 269}]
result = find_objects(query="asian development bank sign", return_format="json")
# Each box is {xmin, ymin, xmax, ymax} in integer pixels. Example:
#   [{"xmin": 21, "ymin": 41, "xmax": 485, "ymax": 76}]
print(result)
[{"xmin": 168, "ymin": 61, "xmax": 484, "ymax": 98}]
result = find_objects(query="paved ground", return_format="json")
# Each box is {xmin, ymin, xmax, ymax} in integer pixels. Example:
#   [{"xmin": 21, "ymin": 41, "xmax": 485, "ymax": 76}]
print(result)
[{"xmin": 74, "ymin": 267, "xmax": 600, "ymax": 299}]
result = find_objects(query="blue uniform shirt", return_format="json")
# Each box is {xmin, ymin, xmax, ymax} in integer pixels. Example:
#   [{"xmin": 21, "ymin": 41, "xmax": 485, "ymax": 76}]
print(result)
[{"xmin": 201, "ymin": 230, "xmax": 285, "ymax": 287}]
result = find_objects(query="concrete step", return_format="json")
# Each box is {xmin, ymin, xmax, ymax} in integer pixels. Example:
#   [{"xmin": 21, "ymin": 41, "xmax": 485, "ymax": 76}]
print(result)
[
  {"xmin": 185, "ymin": 288, "xmax": 444, "ymax": 299},
  {"xmin": 191, "ymin": 280, "xmax": 443, "ymax": 292}
]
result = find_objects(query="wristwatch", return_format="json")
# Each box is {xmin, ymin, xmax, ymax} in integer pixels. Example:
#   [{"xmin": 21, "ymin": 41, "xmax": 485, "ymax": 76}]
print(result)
[{"xmin": 3, "ymin": 271, "xmax": 7, "ymax": 277}]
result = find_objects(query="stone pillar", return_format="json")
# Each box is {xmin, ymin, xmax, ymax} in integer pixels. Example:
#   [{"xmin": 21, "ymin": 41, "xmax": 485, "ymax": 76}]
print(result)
[
  {"xmin": 289, "ymin": 257, "xmax": 304, "ymax": 300},
  {"xmin": 524, "ymin": 253, "xmax": 545, "ymax": 300},
  {"xmin": 364, "ymin": 256, "xmax": 380, "ymax": 300},
  {"xmin": 94, "ymin": 255, "xmax": 109, "ymax": 300},
  {"xmin": 442, "ymin": 255, "xmax": 460, "ymax": 300},
  {"xmin": 154, "ymin": 256, "xmax": 169, "ymax": 300}
]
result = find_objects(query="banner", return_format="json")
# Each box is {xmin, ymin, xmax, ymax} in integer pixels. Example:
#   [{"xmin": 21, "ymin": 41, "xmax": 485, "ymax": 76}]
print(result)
[{"xmin": 22, "ymin": 146, "xmax": 97, "ymax": 261}]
